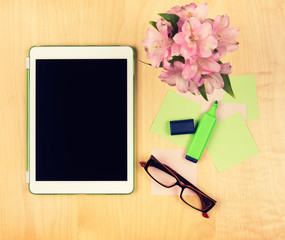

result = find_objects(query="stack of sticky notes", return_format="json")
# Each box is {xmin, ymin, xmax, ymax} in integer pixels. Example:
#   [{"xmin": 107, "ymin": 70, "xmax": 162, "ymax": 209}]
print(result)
[{"xmin": 150, "ymin": 75, "xmax": 259, "ymax": 173}]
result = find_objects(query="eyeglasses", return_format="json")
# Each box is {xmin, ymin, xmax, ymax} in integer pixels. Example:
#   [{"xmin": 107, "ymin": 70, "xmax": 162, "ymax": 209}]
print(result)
[{"xmin": 140, "ymin": 155, "xmax": 216, "ymax": 218}]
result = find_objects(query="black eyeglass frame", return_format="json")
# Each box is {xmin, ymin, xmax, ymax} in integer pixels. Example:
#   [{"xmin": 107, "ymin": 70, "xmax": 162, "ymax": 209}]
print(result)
[{"xmin": 142, "ymin": 155, "xmax": 216, "ymax": 213}]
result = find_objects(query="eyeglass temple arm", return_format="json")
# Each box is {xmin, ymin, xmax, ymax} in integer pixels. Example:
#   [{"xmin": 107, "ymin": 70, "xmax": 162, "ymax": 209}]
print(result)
[{"xmin": 140, "ymin": 162, "xmax": 146, "ymax": 167}]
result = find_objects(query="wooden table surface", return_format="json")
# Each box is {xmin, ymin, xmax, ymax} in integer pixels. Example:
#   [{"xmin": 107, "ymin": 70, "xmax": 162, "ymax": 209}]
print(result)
[{"xmin": 0, "ymin": 0, "xmax": 284, "ymax": 239}]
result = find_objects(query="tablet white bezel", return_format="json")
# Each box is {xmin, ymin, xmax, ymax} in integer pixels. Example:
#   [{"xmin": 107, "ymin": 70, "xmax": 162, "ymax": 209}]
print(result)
[{"xmin": 28, "ymin": 46, "xmax": 134, "ymax": 194}]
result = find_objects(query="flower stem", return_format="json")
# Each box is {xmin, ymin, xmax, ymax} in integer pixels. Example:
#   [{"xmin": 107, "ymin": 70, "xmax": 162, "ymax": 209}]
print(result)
[{"xmin": 139, "ymin": 59, "xmax": 151, "ymax": 66}]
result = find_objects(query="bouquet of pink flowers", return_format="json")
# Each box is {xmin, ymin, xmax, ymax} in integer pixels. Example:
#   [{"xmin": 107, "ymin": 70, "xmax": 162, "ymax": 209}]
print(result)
[{"xmin": 142, "ymin": 3, "xmax": 239, "ymax": 100}]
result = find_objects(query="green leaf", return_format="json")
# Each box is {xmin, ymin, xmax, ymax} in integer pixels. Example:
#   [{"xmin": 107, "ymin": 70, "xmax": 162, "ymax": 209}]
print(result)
[
  {"xmin": 221, "ymin": 74, "xmax": 235, "ymax": 98},
  {"xmin": 149, "ymin": 21, "xmax": 157, "ymax": 30},
  {"xmin": 198, "ymin": 84, "xmax": 208, "ymax": 101},
  {"xmin": 158, "ymin": 13, "xmax": 180, "ymax": 35},
  {"xmin": 168, "ymin": 55, "xmax": 185, "ymax": 64},
  {"xmin": 158, "ymin": 13, "xmax": 180, "ymax": 24}
]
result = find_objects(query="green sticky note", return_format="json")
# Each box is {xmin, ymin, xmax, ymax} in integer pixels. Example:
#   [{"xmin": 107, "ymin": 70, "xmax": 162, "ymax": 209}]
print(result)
[
  {"xmin": 150, "ymin": 91, "xmax": 201, "ymax": 148},
  {"xmin": 223, "ymin": 75, "xmax": 259, "ymax": 120},
  {"xmin": 206, "ymin": 113, "xmax": 259, "ymax": 172}
]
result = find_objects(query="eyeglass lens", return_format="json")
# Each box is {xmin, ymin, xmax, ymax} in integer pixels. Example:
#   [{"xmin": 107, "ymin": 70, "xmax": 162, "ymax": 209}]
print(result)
[{"xmin": 147, "ymin": 163, "xmax": 204, "ymax": 211}]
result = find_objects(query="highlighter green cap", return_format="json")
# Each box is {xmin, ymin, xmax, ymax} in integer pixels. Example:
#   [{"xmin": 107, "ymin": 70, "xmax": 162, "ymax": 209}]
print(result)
[{"xmin": 185, "ymin": 101, "xmax": 218, "ymax": 163}]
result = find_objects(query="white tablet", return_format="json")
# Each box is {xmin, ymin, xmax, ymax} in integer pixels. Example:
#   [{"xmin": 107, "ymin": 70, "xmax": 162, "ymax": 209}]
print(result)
[{"xmin": 26, "ymin": 46, "xmax": 134, "ymax": 194}]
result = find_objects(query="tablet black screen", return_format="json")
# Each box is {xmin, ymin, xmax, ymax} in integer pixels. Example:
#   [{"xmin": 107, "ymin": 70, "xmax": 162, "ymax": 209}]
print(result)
[{"xmin": 36, "ymin": 59, "xmax": 128, "ymax": 181}]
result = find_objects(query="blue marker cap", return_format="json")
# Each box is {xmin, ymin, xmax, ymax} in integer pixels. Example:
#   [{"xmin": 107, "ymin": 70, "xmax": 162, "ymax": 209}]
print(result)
[
  {"xmin": 170, "ymin": 119, "xmax": 195, "ymax": 135},
  {"xmin": 185, "ymin": 155, "xmax": 198, "ymax": 163}
]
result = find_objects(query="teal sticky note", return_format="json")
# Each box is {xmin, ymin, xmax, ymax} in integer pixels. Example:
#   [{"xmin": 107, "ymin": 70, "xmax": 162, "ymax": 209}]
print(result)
[
  {"xmin": 206, "ymin": 113, "xmax": 259, "ymax": 172},
  {"xmin": 150, "ymin": 91, "xmax": 201, "ymax": 148},
  {"xmin": 223, "ymin": 75, "xmax": 259, "ymax": 120}
]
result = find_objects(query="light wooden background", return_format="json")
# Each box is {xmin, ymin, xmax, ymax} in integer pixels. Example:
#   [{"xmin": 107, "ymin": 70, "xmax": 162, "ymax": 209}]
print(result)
[{"xmin": 0, "ymin": 0, "xmax": 284, "ymax": 239}]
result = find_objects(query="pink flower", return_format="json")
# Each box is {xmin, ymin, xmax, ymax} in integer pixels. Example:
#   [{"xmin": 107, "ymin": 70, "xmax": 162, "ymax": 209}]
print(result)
[
  {"xmin": 203, "ymin": 74, "xmax": 224, "ymax": 94},
  {"xmin": 213, "ymin": 15, "xmax": 239, "ymax": 57},
  {"xmin": 170, "ymin": 42, "xmax": 181, "ymax": 56},
  {"xmin": 220, "ymin": 62, "xmax": 232, "ymax": 75},
  {"xmin": 188, "ymin": 81, "xmax": 200, "ymax": 94},
  {"xmin": 173, "ymin": 17, "xmax": 217, "ymax": 59},
  {"xmin": 181, "ymin": 3, "xmax": 209, "ymax": 22},
  {"xmin": 142, "ymin": 22, "xmax": 173, "ymax": 68},
  {"xmin": 182, "ymin": 56, "xmax": 221, "ymax": 83},
  {"xmin": 203, "ymin": 62, "xmax": 232, "ymax": 94},
  {"xmin": 142, "ymin": 3, "xmax": 239, "ymax": 99},
  {"xmin": 156, "ymin": 18, "xmax": 173, "ymax": 37},
  {"xmin": 167, "ymin": 3, "xmax": 209, "ymax": 31},
  {"xmin": 159, "ymin": 56, "xmax": 221, "ymax": 94},
  {"xmin": 159, "ymin": 61, "xmax": 189, "ymax": 93}
]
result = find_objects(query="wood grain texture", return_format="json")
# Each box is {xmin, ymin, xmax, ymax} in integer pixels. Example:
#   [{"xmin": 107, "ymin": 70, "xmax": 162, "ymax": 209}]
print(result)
[{"xmin": 0, "ymin": 0, "xmax": 284, "ymax": 239}]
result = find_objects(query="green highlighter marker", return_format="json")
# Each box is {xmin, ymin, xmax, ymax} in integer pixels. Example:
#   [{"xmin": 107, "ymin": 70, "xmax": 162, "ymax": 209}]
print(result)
[{"xmin": 185, "ymin": 101, "xmax": 218, "ymax": 163}]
